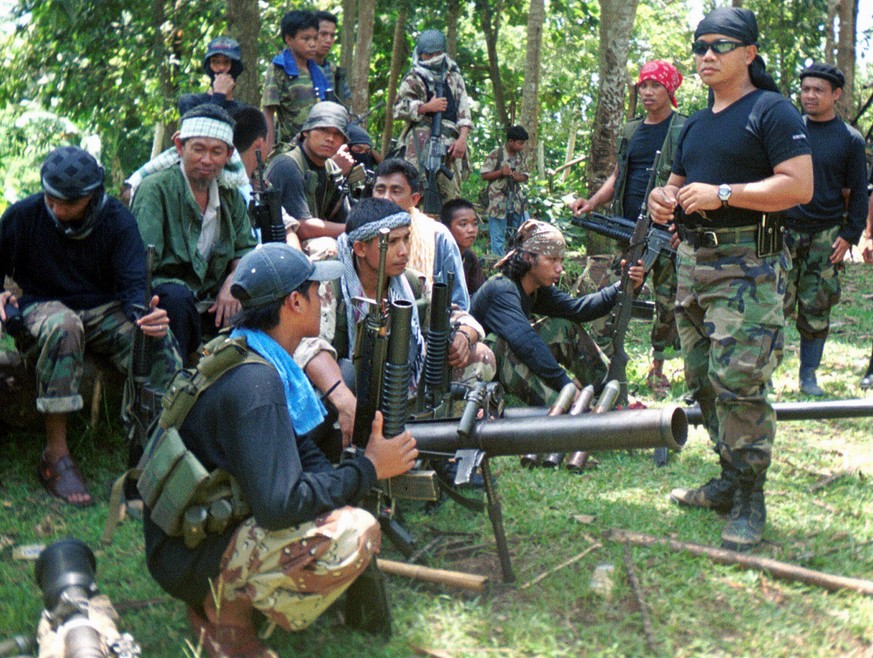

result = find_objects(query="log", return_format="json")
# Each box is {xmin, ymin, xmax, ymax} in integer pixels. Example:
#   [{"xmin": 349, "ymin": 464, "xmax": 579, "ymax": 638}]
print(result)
[
  {"xmin": 604, "ymin": 528, "xmax": 873, "ymax": 596},
  {"xmin": 377, "ymin": 559, "xmax": 488, "ymax": 592}
]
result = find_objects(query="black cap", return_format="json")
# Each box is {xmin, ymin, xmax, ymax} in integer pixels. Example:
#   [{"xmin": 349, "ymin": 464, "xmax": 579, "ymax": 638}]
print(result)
[
  {"xmin": 800, "ymin": 62, "xmax": 845, "ymax": 89},
  {"xmin": 40, "ymin": 146, "xmax": 104, "ymax": 200},
  {"xmin": 231, "ymin": 244, "xmax": 342, "ymax": 308}
]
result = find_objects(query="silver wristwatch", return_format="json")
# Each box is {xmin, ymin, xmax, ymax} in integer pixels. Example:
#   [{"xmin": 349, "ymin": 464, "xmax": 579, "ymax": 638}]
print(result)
[{"xmin": 717, "ymin": 184, "xmax": 732, "ymax": 208}]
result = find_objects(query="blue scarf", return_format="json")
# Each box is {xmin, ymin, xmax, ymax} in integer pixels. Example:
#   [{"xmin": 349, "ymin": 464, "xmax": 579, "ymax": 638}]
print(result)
[
  {"xmin": 231, "ymin": 328, "xmax": 326, "ymax": 435},
  {"xmin": 271, "ymin": 50, "xmax": 330, "ymax": 101}
]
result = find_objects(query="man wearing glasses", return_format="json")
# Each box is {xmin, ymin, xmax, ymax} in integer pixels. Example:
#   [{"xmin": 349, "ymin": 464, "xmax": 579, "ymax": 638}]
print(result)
[{"xmin": 648, "ymin": 7, "xmax": 813, "ymax": 552}]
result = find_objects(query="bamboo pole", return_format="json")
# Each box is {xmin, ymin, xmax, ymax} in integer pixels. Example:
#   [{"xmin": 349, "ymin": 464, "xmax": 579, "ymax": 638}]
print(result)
[
  {"xmin": 604, "ymin": 529, "xmax": 873, "ymax": 596},
  {"xmin": 377, "ymin": 559, "xmax": 488, "ymax": 592}
]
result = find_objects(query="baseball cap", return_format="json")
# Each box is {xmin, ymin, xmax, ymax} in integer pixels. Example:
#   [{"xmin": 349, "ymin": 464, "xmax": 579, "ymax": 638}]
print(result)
[{"xmin": 231, "ymin": 244, "xmax": 342, "ymax": 308}]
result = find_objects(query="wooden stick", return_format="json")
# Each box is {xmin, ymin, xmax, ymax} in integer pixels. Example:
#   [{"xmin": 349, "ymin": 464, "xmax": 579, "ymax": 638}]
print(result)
[
  {"xmin": 377, "ymin": 559, "xmax": 488, "ymax": 592},
  {"xmin": 604, "ymin": 528, "xmax": 873, "ymax": 596},
  {"xmin": 623, "ymin": 544, "xmax": 658, "ymax": 653},
  {"xmin": 519, "ymin": 540, "xmax": 601, "ymax": 590}
]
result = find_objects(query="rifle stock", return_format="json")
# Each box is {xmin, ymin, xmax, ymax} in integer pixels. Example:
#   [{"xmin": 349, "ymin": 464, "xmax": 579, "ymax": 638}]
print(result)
[{"xmin": 249, "ymin": 149, "xmax": 286, "ymax": 244}]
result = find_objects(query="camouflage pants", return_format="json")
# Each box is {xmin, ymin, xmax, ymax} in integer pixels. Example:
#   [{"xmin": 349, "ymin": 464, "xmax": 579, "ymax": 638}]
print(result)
[
  {"xmin": 215, "ymin": 506, "xmax": 380, "ymax": 632},
  {"xmin": 649, "ymin": 249, "xmax": 680, "ymax": 360},
  {"xmin": 783, "ymin": 226, "xmax": 841, "ymax": 341},
  {"xmin": 675, "ymin": 240, "xmax": 787, "ymax": 473},
  {"xmin": 21, "ymin": 300, "xmax": 180, "ymax": 414},
  {"xmin": 487, "ymin": 318, "xmax": 607, "ymax": 406}
]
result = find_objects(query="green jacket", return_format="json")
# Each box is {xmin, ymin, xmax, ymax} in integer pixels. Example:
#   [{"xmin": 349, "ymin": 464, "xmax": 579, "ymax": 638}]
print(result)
[
  {"xmin": 132, "ymin": 167, "xmax": 257, "ymax": 298},
  {"xmin": 612, "ymin": 112, "xmax": 686, "ymax": 219}
]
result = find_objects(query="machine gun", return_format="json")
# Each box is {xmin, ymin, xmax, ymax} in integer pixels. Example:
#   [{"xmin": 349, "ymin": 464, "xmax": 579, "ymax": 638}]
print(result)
[
  {"xmin": 0, "ymin": 539, "xmax": 140, "ymax": 658},
  {"xmin": 122, "ymin": 245, "xmax": 161, "ymax": 451},
  {"xmin": 407, "ymin": 400, "xmax": 687, "ymax": 581},
  {"xmin": 249, "ymin": 149, "xmax": 286, "ymax": 244},
  {"xmin": 601, "ymin": 151, "xmax": 662, "ymax": 408},
  {"xmin": 570, "ymin": 211, "xmax": 676, "ymax": 272},
  {"xmin": 421, "ymin": 67, "xmax": 453, "ymax": 215}
]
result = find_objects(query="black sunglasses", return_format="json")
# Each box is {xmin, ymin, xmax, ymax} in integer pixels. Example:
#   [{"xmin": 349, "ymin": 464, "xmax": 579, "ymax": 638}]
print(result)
[{"xmin": 691, "ymin": 39, "xmax": 746, "ymax": 56}]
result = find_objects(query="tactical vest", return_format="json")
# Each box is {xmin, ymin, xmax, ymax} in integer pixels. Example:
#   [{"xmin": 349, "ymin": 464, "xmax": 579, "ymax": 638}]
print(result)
[
  {"xmin": 102, "ymin": 334, "xmax": 268, "ymax": 547},
  {"xmin": 612, "ymin": 112, "xmax": 686, "ymax": 219},
  {"xmin": 266, "ymin": 145, "xmax": 345, "ymax": 222}
]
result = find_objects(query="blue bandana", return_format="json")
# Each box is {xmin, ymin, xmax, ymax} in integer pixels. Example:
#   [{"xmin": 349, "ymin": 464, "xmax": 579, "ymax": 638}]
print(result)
[
  {"xmin": 271, "ymin": 50, "xmax": 331, "ymax": 101},
  {"xmin": 231, "ymin": 327, "xmax": 326, "ymax": 435}
]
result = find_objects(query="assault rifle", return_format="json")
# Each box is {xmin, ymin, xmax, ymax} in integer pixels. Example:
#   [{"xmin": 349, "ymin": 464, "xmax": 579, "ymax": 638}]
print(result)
[
  {"xmin": 249, "ymin": 149, "xmax": 285, "ymax": 244},
  {"xmin": 601, "ymin": 151, "xmax": 662, "ymax": 407},
  {"xmin": 570, "ymin": 211, "xmax": 676, "ymax": 271},
  {"xmin": 421, "ymin": 66, "xmax": 452, "ymax": 215},
  {"xmin": 123, "ymin": 245, "xmax": 161, "ymax": 450}
]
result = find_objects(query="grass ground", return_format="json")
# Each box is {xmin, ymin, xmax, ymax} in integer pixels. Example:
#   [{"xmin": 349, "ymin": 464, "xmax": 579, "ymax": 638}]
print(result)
[{"xmin": 1, "ymin": 258, "xmax": 871, "ymax": 657}]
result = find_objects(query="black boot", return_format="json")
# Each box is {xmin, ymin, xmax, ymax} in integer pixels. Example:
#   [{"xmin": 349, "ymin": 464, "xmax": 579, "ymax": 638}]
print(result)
[
  {"xmin": 670, "ymin": 456, "xmax": 737, "ymax": 514},
  {"xmin": 861, "ymin": 348, "xmax": 873, "ymax": 390},
  {"xmin": 721, "ymin": 471, "xmax": 766, "ymax": 552}
]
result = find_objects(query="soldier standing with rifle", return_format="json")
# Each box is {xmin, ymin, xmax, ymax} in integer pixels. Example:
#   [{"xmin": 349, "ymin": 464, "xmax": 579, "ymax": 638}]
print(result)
[
  {"xmin": 570, "ymin": 60, "xmax": 685, "ymax": 398},
  {"xmin": 481, "ymin": 125, "xmax": 529, "ymax": 257},
  {"xmin": 649, "ymin": 7, "xmax": 813, "ymax": 552},
  {"xmin": 394, "ymin": 29, "xmax": 472, "ymax": 213}
]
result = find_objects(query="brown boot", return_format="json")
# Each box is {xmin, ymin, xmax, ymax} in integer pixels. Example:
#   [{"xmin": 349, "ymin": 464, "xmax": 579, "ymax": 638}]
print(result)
[
  {"xmin": 188, "ymin": 607, "xmax": 278, "ymax": 658},
  {"xmin": 646, "ymin": 360, "xmax": 671, "ymax": 400}
]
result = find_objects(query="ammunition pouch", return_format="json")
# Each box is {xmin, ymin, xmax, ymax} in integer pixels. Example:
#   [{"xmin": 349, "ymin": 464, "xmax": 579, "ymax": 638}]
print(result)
[{"xmin": 103, "ymin": 334, "xmax": 266, "ymax": 545}]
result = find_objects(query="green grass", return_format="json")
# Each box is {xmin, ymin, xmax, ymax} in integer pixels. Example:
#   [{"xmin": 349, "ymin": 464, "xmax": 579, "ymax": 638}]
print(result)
[{"xmin": 1, "ymin": 261, "xmax": 871, "ymax": 657}]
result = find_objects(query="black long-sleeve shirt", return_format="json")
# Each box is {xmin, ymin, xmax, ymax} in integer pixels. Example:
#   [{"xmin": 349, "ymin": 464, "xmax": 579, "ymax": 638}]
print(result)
[
  {"xmin": 785, "ymin": 116, "xmax": 868, "ymax": 243},
  {"xmin": 470, "ymin": 274, "xmax": 619, "ymax": 390},
  {"xmin": 0, "ymin": 193, "xmax": 146, "ymax": 319},
  {"xmin": 143, "ymin": 362, "xmax": 377, "ymax": 606}
]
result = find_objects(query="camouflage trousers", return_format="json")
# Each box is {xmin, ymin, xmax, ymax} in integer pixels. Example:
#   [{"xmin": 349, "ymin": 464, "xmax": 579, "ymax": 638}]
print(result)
[
  {"xmin": 487, "ymin": 318, "xmax": 607, "ymax": 406},
  {"xmin": 21, "ymin": 300, "xmax": 180, "ymax": 414},
  {"xmin": 215, "ymin": 506, "xmax": 380, "ymax": 632},
  {"xmin": 588, "ymin": 251, "xmax": 679, "ymax": 361},
  {"xmin": 675, "ymin": 239, "xmax": 787, "ymax": 473},
  {"xmin": 783, "ymin": 226, "xmax": 842, "ymax": 341}
]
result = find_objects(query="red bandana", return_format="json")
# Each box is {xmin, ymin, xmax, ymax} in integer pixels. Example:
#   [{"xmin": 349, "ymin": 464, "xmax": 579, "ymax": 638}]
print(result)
[{"xmin": 637, "ymin": 60, "xmax": 683, "ymax": 108}]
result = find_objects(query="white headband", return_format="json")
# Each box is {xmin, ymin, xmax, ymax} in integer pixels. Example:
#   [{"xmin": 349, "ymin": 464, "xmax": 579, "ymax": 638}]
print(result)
[{"xmin": 179, "ymin": 117, "xmax": 234, "ymax": 147}]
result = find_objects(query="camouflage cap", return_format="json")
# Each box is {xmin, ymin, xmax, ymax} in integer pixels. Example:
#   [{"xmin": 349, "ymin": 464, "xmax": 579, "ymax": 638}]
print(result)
[
  {"xmin": 416, "ymin": 29, "xmax": 446, "ymax": 55},
  {"xmin": 301, "ymin": 101, "xmax": 350, "ymax": 141}
]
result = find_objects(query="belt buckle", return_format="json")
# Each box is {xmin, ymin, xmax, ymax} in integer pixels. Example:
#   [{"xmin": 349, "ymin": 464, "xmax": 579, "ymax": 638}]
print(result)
[{"xmin": 702, "ymin": 231, "xmax": 718, "ymax": 247}]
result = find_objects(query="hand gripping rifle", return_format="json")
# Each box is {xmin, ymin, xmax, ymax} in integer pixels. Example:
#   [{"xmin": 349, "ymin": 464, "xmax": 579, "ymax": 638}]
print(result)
[
  {"xmin": 421, "ymin": 66, "xmax": 453, "ymax": 215},
  {"xmin": 123, "ymin": 245, "xmax": 161, "ymax": 450},
  {"xmin": 249, "ymin": 149, "xmax": 286, "ymax": 244},
  {"xmin": 570, "ymin": 211, "xmax": 676, "ymax": 272},
  {"xmin": 601, "ymin": 150, "xmax": 662, "ymax": 406}
]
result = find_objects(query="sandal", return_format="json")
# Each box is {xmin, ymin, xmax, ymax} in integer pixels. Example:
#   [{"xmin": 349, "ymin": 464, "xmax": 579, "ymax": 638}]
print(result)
[
  {"xmin": 37, "ymin": 452, "xmax": 94, "ymax": 507},
  {"xmin": 187, "ymin": 607, "xmax": 278, "ymax": 658}
]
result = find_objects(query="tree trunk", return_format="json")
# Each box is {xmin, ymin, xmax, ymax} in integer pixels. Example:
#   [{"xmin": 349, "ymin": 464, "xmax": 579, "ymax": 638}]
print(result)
[
  {"xmin": 477, "ymin": 0, "xmax": 509, "ymax": 129},
  {"xmin": 382, "ymin": 4, "xmax": 409, "ymax": 157},
  {"xmin": 446, "ymin": 0, "xmax": 461, "ymax": 61},
  {"xmin": 340, "ymin": 0, "xmax": 357, "ymax": 74},
  {"xmin": 226, "ymin": 0, "xmax": 261, "ymax": 106},
  {"xmin": 561, "ymin": 118, "xmax": 578, "ymax": 182},
  {"xmin": 519, "ymin": 0, "xmax": 545, "ymax": 168},
  {"xmin": 836, "ymin": 0, "xmax": 857, "ymax": 118},
  {"xmin": 825, "ymin": 0, "xmax": 838, "ymax": 64},
  {"xmin": 150, "ymin": 0, "xmax": 177, "ymax": 158},
  {"xmin": 586, "ymin": 0, "xmax": 639, "ymax": 252},
  {"xmin": 351, "ymin": 0, "xmax": 375, "ymax": 116}
]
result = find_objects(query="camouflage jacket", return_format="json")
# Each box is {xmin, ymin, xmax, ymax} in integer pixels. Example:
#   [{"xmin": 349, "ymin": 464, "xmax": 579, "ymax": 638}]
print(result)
[
  {"xmin": 481, "ymin": 146, "xmax": 527, "ymax": 217},
  {"xmin": 393, "ymin": 59, "xmax": 472, "ymax": 165},
  {"xmin": 262, "ymin": 63, "xmax": 319, "ymax": 149}
]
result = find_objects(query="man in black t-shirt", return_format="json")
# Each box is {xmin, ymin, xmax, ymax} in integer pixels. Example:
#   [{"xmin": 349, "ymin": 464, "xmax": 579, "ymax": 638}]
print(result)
[
  {"xmin": 649, "ymin": 7, "xmax": 813, "ymax": 551},
  {"xmin": 570, "ymin": 60, "xmax": 685, "ymax": 397},
  {"xmin": 782, "ymin": 63, "xmax": 868, "ymax": 397}
]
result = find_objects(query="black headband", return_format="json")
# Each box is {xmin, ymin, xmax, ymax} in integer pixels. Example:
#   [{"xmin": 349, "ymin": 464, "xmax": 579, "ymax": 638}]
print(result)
[{"xmin": 695, "ymin": 7, "xmax": 758, "ymax": 45}]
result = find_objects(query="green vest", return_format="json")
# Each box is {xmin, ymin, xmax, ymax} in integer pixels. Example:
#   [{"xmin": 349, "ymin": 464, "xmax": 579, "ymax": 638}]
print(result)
[
  {"xmin": 612, "ymin": 112, "xmax": 686, "ymax": 219},
  {"xmin": 103, "ymin": 334, "xmax": 267, "ymax": 547},
  {"xmin": 266, "ymin": 145, "xmax": 346, "ymax": 221}
]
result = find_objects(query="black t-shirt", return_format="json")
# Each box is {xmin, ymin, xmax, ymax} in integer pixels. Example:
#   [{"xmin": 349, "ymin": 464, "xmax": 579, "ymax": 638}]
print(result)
[
  {"xmin": 785, "ymin": 116, "xmax": 868, "ymax": 242},
  {"xmin": 621, "ymin": 116, "xmax": 672, "ymax": 220},
  {"xmin": 143, "ymin": 362, "xmax": 377, "ymax": 607},
  {"xmin": 673, "ymin": 89, "xmax": 811, "ymax": 227}
]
